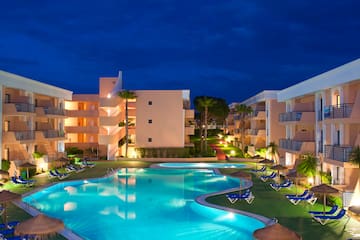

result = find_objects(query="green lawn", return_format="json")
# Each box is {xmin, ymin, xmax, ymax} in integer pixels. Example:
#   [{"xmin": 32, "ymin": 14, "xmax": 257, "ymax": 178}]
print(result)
[{"xmin": 2, "ymin": 160, "xmax": 360, "ymax": 240}]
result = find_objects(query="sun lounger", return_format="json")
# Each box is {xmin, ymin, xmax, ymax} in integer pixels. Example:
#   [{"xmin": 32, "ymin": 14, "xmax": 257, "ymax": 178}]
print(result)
[
  {"xmin": 270, "ymin": 179, "xmax": 292, "ymax": 191},
  {"xmin": 226, "ymin": 189, "xmax": 255, "ymax": 204},
  {"xmin": 285, "ymin": 189, "xmax": 309, "ymax": 199},
  {"xmin": 308, "ymin": 205, "xmax": 338, "ymax": 216},
  {"xmin": 250, "ymin": 166, "xmax": 266, "ymax": 173},
  {"xmin": 49, "ymin": 170, "xmax": 69, "ymax": 180},
  {"xmin": 287, "ymin": 191, "xmax": 317, "ymax": 205},
  {"xmin": 0, "ymin": 228, "xmax": 14, "ymax": 237},
  {"xmin": 81, "ymin": 161, "xmax": 95, "ymax": 168},
  {"xmin": 10, "ymin": 177, "xmax": 34, "ymax": 187},
  {"xmin": 312, "ymin": 209, "xmax": 347, "ymax": 225},
  {"xmin": 0, "ymin": 221, "xmax": 19, "ymax": 229},
  {"xmin": 260, "ymin": 172, "xmax": 277, "ymax": 182}
]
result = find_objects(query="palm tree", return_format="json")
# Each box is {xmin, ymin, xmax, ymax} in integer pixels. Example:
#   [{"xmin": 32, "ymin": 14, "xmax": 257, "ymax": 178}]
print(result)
[
  {"xmin": 118, "ymin": 90, "xmax": 137, "ymax": 158},
  {"xmin": 234, "ymin": 104, "xmax": 252, "ymax": 153},
  {"xmin": 297, "ymin": 153, "xmax": 317, "ymax": 185},
  {"xmin": 198, "ymin": 97, "xmax": 216, "ymax": 153},
  {"xmin": 349, "ymin": 145, "xmax": 360, "ymax": 186},
  {"xmin": 267, "ymin": 141, "xmax": 279, "ymax": 164}
]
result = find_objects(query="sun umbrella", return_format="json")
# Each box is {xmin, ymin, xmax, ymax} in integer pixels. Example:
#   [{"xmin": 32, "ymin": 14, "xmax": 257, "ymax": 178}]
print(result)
[
  {"xmin": 0, "ymin": 170, "xmax": 9, "ymax": 180},
  {"xmin": 259, "ymin": 159, "xmax": 274, "ymax": 165},
  {"xmin": 0, "ymin": 190, "xmax": 21, "ymax": 227},
  {"xmin": 14, "ymin": 214, "xmax": 64, "ymax": 238},
  {"xmin": 19, "ymin": 162, "xmax": 36, "ymax": 179},
  {"xmin": 57, "ymin": 157, "xmax": 69, "ymax": 168},
  {"xmin": 253, "ymin": 223, "xmax": 302, "ymax": 240},
  {"xmin": 230, "ymin": 171, "xmax": 252, "ymax": 192},
  {"xmin": 271, "ymin": 164, "xmax": 288, "ymax": 183},
  {"xmin": 286, "ymin": 171, "xmax": 306, "ymax": 194},
  {"xmin": 310, "ymin": 183, "xmax": 339, "ymax": 214}
]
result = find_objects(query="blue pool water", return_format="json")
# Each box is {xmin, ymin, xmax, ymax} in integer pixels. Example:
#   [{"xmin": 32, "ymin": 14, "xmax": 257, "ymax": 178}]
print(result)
[
  {"xmin": 155, "ymin": 162, "xmax": 247, "ymax": 169},
  {"xmin": 23, "ymin": 168, "xmax": 264, "ymax": 240}
]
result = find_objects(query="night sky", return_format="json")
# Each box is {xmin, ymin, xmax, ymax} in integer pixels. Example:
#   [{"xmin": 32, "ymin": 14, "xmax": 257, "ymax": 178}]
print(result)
[{"xmin": 1, "ymin": 1, "xmax": 360, "ymax": 103}]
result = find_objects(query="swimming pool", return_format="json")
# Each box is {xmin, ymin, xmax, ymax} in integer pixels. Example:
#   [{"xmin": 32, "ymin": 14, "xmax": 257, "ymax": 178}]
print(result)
[
  {"xmin": 23, "ymin": 168, "xmax": 264, "ymax": 240},
  {"xmin": 154, "ymin": 162, "xmax": 247, "ymax": 169}
]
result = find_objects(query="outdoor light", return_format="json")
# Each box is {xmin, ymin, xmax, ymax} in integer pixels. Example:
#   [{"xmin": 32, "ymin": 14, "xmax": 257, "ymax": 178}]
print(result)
[
  {"xmin": 107, "ymin": 93, "xmax": 111, "ymax": 98},
  {"xmin": 350, "ymin": 181, "xmax": 360, "ymax": 207},
  {"xmin": 307, "ymin": 177, "xmax": 314, "ymax": 185},
  {"xmin": 230, "ymin": 150, "xmax": 235, "ymax": 156}
]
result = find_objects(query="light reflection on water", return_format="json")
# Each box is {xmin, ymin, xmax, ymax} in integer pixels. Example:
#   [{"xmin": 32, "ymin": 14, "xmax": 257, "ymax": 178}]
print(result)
[{"xmin": 23, "ymin": 168, "xmax": 264, "ymax": 240}]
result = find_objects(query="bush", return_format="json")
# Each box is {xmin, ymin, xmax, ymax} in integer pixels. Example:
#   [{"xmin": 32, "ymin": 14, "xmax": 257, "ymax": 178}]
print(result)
[{"xmin": 1, "ymin": 159, "xmax": 10, "ymax": 171}]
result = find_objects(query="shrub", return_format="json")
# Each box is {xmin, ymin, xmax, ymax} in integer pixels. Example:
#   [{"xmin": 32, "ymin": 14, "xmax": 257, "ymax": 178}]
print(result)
[{"xmin": 1, "ymin": 159, "xmax": 10, "ymax": 171}]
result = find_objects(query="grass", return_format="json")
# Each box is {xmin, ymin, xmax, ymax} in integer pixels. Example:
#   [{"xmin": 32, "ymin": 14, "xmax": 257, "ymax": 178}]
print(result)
[{"xmin": 2, "ymin": 160, "xmax": 360, "ymax": 240}]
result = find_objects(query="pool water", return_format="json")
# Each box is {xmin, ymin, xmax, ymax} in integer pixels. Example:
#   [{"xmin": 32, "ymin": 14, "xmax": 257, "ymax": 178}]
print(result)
[
  {"xmin": 23, "ymin": 168, "xmax": 264, "ymax": 240},
  {"xmin": 155, "ymin": 162, "xmax": 247, "ymax": 169}
]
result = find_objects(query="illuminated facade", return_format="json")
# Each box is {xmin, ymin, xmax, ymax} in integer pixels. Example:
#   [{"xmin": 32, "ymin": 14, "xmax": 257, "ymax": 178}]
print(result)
[{"xmin": 0, "ymin": 70, "xmax": 72, "ymax": 174}]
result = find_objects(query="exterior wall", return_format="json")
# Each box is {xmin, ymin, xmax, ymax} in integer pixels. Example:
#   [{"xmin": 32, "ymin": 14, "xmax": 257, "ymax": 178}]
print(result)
[
  {"xmin": 135, "ymin": 90, "xmax": 185, "ymax": 148},
  {"xmin": 0, "ymin": 70, "xmax": 72, "ymax": 174}
]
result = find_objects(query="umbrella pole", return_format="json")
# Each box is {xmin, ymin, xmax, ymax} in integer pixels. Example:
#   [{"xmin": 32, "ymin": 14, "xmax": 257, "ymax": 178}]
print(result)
[{"xmin": 323, "ymin": 194, "xmax": 326, "ymax": 214}]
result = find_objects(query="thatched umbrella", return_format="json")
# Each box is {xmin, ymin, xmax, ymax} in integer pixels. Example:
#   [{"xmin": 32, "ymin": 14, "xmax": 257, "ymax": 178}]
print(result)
[
  {"xmin": 57, "ymin": 157, "xmax": 69, "ymax": 168},
  {"xmin": 19, "ymin": 162, "xmax": 36, "ymax": 179},
  {"xmin": 230, "ymin": 171, "xmax": 252, "ymax": 192},
  {"xmin": 286, "ymin": 171, "xmax": 306, "ymax": 194},
  {"xmin": 271, "ymin": 164, "xmax": 288, "ymax": 182},
  {"xmin": 0, "ymin": 170, "xmax": 9, "ymax": 180},
  {"xmin": 0, "ymin": 190, "xmax": 21, "ymax": 227},
  {"xmin": 310, "ymin": 184, "xmax": 339, "ymax": 214},
  {"xmin": 15, "ymin": 214, "xmax": 64, "ymax": 239},
  {"xmin": 259, "ymin": 159, "xmax": 274, "ymax": 165},
  {"xmin": 253, "ymin": 223, "xmax": 302, "ymax": 240}
]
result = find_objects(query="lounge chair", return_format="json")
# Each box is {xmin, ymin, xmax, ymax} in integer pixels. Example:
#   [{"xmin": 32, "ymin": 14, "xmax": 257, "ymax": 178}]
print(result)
[
  {"xmin": 308, "ymin": 205, "xmax": 338, "ymax": 216},
  {"xmin": 66, "ymin": 165, "xmax": 85, "ymax": 173},
  {"xmin": 270, "ymin": 179, "xmax": 292, "ymax": 191},
  {"xmin": 287, "ymin": 191, "xmax": 317, "ymax": 205},
  {"xmin": 81, "ymin": 161, "xmax": 95, "ymax": 168},
  {"xmin": 312, "ymin": 209, "xmax": 347, "ymax": 225},
  {"xmin": 260, "ymin": 172, "xmax": 277, "ymax": 182},
  {"xmin": 10, "ymin": 177, "xmax": 34, "ymax": 187},
  {"xmin": 0, "ymin": 221, "xmax": 19, "ymax": 229},
  {"xmin": 250, "ymin": 166, "xmax": 266, "ymax": 173},
  {"xmin": 49, "ymin": 170, "xmax": 69, "ymax": 180},
  {"xmin": 18, "ymin": 176, "xmax": 35, "ymax": 185},
  {"xmin": 0, "ymin": 228, "xmax": 14, "ymax": 237},
  {"xmin": 285, "ymin": 189, "xmax": 309, "ymax": 199},
  {"xmin": 226, "ymin": 189, "xmax": 255, "ymax": 204}
]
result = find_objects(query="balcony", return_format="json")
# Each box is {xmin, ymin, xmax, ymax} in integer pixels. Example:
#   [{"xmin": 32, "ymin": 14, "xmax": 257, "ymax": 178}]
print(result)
[
  {"xmin": 65, "ymin": 126, "xmax": 99, "ymax": 134},
  {"xmin": 44, "ymin": 107, "xmax": 65, "ymax": 116},
  {"xmin": 279, "ymin": 111, "xmax": 315, "ymax": 123},
  {"xmin": 99, "ymin": 97, "xmax": 121, "ymax": 108},
  {"xmin": 3, "ymin": 103, "xmax": 35, "ymax": 115},
  {"xmin": 185, "ymin": 125, "xmax": 195, "ymax": 135},
  {"xmin": 15, "ymin": 131, "xmax": 35, "ymax": 141},
  {"xmin": 279, "ymin": 138, "xmax": 315, "ymax": 152},
  {"xmin": 325, "ymin": 145, "xmax": 352, "ymax": 162},
  {"xmin": 43, "ymin": 130, "xmax": 65, "ymax": 139},
  {"xmin": 324, "ymin": 103, "xmax": 353, "ymax": 119},
  {"xmin": 66, "ymin": 110, "xmax": 99, "ymax": 117}
]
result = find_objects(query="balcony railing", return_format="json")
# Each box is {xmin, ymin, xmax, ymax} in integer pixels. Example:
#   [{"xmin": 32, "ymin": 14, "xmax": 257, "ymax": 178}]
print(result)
[
  {"xmin": 43, "ymin": 130, "xmax": 65, "ymax": 138},
  {"xmin": 14, "ymin": 103, "xmax": 35, "ymax": 113},
  {"xmin": 279, "ymin": 139, "xmax": 303, "ymax": 151},
  {"xmin": 324, "ymin": 103, "xmax": 353, "ymax": 119},
  {"xmin": 43, "ymin": 107, "xmax": 65, "ymax": 115},
  {"xmin": 279, "ymin": 112, "xmax": 302, "ymax": 122},
  {"xmin": 15, "ymin": 131, "xmax": 35, "ymax": 140},
  {"xmin": 325, "ymin": 145, "xmax": 352, "ymax": 162}
]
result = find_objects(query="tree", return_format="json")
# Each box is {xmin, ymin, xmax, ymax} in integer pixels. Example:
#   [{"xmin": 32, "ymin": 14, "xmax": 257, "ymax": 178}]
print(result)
[
  {"xmin": 349, "ymin": 145, "xmax": 360, "ymax": 186},
  {"xmin": 118, "ymin": 90, "xmax": 137, "ymax": 158},
  {"xmin": 234, "ymin": 104, "xmax": 252, "ymax": 153},
  {"xmin": 297, "ymin": 153, "xmax": 317, "ymax": 185},
  {"xmin": 195, "ymin": 96, "xmax": 216, "ymax": 153},
  {"xmin": 267, "ymin": 141, "xmax": 279, "ymax": 164}
]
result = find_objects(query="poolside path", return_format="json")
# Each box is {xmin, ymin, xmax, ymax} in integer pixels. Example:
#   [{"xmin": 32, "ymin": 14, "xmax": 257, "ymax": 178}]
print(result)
[{"xmin": 209, "ymin": 144, "xmax": 228, "ymax": 160}]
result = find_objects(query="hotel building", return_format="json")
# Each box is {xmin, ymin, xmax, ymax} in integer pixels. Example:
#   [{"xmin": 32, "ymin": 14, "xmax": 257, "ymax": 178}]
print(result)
[
  {"xmin": 65, "ymin": 72, "xmax": 195, "ymax": 160},
  {"xmin": 278, "ymin": 59, "xmax": 360, "ymax": 190},
  {"xmin": 0, "ymin": 70, "xmax": 72, "ymax": 175}
]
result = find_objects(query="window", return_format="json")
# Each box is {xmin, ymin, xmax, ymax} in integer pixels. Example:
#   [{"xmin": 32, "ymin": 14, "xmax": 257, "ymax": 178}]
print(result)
[
  {"xmin": 336, "ymin": 95, "xmax": 340, "ymax": 108},
  {"xmin": 148, "ymin": 119, "xmax": 152, "ymax": 124},
  {"xmin": 148, "ymin": 101, "xmax": 152, "ymax": 105},
  {"xmin": 5, "ymin": 94, "xmax": 10, "ymax": 103},
  {"xmin": 148, "ymin": 138, "xmax": 152, "ymax": 142}
]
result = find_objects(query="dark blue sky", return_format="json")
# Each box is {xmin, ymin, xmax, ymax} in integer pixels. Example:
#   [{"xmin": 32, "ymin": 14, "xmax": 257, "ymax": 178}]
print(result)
[{"xmin": 1, "ymin": 1, "xmax": 360, "ymax": 103}]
